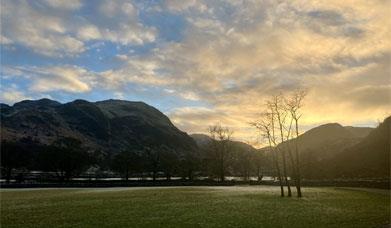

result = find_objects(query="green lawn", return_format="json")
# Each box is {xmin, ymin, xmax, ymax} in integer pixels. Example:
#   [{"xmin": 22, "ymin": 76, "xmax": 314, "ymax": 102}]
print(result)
[{"xmin": 1, "ymin": 186, "xmax": 389, "ymax": 228}]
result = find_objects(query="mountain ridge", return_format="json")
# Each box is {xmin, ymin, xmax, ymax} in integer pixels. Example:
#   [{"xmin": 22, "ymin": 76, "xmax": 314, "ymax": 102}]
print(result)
[{"xmin": 1, "ymin": 98, "xmax": 197, "ymax": 154}]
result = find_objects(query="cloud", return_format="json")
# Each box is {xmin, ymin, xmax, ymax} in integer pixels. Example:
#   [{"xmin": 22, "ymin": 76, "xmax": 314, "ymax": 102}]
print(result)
[
  {"xmin": 168, "ymin": 105, "xmax": 263, "ymax": 145},
  {"xmin": 180, "ymin": 92, "xmax": 200, "ymax": 101},
  {"xmin": 104, "ymin": 0, "xmax": 390, "ymax": 143},
  {"xmin": 30, "ymin": 66, "xmax": 92, "ymax": 93},
  {"xmin": 1, "ymin": 0, "xmax": 85, "ymax": 57},
  {"xmin": 1, "ymin": 0, "xmax": 156, "ymax": 56},
  {"xmin": 115, "ymin": 54, "xmax": 129, "ymax": 61},
  {"xmin": 348, "ymin": 85, "xmax": 391, "ymax": 108},
  {"xmin": 168, "ymin": 106, "xmax": 225, "ymax": 133},
  {"xmin": 0, "ymin": 87, "xmax": 31, "ymax": 104},
  {"xmin": 98, "ymin": 57, "xmax": 169, "ymax": 90},
  {"xmin": 77, "ymin": 25, "xmax": 102, "ymax": 40},
  {"xmin": 4, "ymin": 65, "xmax": 93, "ymax": 93},
  {"xmin": 82, "ymin": 0, "xmax": 156, "ymax": 45},
  {"xmin": 42, "ymin": 0, "xmax": 83, "ymax": 10},
  {"xmin": 0, "ymin": 35, "xmax": 13, "ymax": 45},
  {"xmin": 157, "ymin": 0, "xmax": 391, "ymax": 141},
  {"xmin": 165, "ymin": 0, "xmax": 206, "ymax": 12}
]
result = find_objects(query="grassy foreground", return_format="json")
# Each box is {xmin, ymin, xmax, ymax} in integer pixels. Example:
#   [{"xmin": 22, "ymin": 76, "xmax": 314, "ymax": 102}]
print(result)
[{"xmin": 1, "ymin": 186, "xmax": 389, "ymax": 228}]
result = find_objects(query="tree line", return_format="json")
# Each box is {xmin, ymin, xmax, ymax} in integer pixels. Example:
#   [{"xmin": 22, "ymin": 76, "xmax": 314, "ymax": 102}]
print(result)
[{"xmin": 1, "ymin": 135, "xmax": 269, "ymax": 184}]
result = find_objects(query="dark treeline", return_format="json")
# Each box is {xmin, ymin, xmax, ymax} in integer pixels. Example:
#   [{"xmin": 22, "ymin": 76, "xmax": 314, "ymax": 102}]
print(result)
[{"xmin": 0, "ymin": 136, "xmax": 270, "ymax": 184}]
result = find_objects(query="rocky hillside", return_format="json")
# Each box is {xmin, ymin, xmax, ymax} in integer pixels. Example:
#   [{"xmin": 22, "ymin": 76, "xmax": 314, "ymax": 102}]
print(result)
[{"xmin": 1, "ymin": 99, "xmax": 197, "ymax": 154}]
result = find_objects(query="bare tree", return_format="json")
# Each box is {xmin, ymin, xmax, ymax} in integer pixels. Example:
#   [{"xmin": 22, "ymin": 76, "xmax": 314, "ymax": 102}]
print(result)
[
  {"xmin": 286, "ymin": 89, "xmax": 307, "ymax": 197},
  {"xmin": 252, "ymin": 149, "xmax": 265, "ymax": 182},
  {"xmin": 284, "ymin": 118, "xmax": 300, "ymax": 196},
  {"xmin": 267, "ymin": 95, "xmax": 292, "ymax": 197},
  {"xmin": 208, "ymin": 124, "xmax": 233, "ymax": 182},
  {"xmin": 251, "ymin": 113, "xmax": 285, "ymax": 197}
]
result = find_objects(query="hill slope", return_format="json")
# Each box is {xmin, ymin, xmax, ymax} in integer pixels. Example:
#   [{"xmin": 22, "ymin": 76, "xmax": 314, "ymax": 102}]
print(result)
[
  {"xmin": 191, "ymin": 133, "xmax": 257, "ymax": 152},
  {"xmin": 283, "ymin": 123, "xmax": 372, "ymax": 158},
  {"xmin": 275, "ymin": 118, "xmax": 389, "ymax": 179},
  {"xmin": 266, "ymin": 122, "xmax": 375, "ymax": 179},
  {"xmin": 331, "ymin": 116, "xmax": 390, "ymax": 178},
  {"xmin": 1, "ymin": 99, "xmax": 197, "ymax": 154}
]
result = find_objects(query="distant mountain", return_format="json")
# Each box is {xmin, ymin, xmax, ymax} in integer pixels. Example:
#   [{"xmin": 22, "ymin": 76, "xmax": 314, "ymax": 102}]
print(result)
[
  {"xmin": 191, "ymin": 123, "xmax": 376, "ymax": 177},
  {"xmin": 191, "ymin": 133, "xmax": 256, "ymax": 152},
  {"xmin": 331, "ymin": 116, "xmax": 390, "ymax": 178},
  {"xmin": 191, "ymin": 134, "xmax": 212, "ymax": 147},
  {"xmin": 344, "ymin": 126, "xmax": 373, "ymax": 138},
  {"xmin": 265, "ymin": 122, "xmax": 377, "ymax": 179},
  {"xmin": 190, "ymin": 133, "xmax": 269, "ymax": 178},
  {"xmin": 288, "ymin": 123, "xmax": 370, "ymax": 151},
  {"xmin": 278, "ymin": 123, "xmax": 373, "ymax": 162},
  {"xmin": 1, "ymin": 99, "xmax": 197, "ymax": 154}
]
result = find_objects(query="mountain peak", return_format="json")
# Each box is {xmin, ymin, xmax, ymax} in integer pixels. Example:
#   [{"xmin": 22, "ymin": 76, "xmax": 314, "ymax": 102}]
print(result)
[
  {"xmin": 95, "ymin": 99, "xmax": 146, "ymax": 105},
  {"xmin": 302, "ymin": 122, "xmax": 350, "ymax": 140},
  {"xmin": 316, "ymin": 122, "xmax": 344, "ymax": 128},
  {"xmin": 13, "ymin": 98, "xmax": 61, "ymax": 109}
]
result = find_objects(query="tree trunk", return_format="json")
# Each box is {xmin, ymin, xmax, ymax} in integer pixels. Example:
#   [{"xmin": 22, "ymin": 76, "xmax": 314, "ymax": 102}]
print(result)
[
  {"xmin": 268, "ymin": 137, "xmax": 284, "ymax": 197},
  {"xmin": 286, "ymin": 141, "xmax": 300, "ymax": 197},
  {"xmin": 281, "ymin": 150, "xmax": 292, "ymax": 197},
  {"xmin": 5, "ymin": 167, "xmax": 12, "ymax": 184},
  {"xmin": 220, "ymin": 172, "xmax": 225, "ymax": 182},
  {"xmin": 65, "ymin": 171, "xmax": 71, "ymax": 182},
  {"xmin": 295, "ymin": 119, "xmax": 302, "ymax": 197},
  {"xmin": 152, "ymin": 170, "xmax": 156, "ymax": 182},
  {"xmin": 278, "ymin": 119, "xmax": 292, "ymax": 197},
  {"xmin": 166, "ymin": 171, "xmax": 171, "ymax": 181},
  {"xmin": 188, "ymin": 169, "xmax": 193, "ymax": 181},
  {"xmin": 220, "ymin": 158, "xmax": 225, "ymax": 182},
  {"xmin": 125, "ymin": 168, "xmax": 129, "ymax": 182},
  {"xmin": 243, "ymin": 168, "xmax": 248, "ymax": 181},
  {"xmin": 273, "ymin": 150, "xmax": 284, "ymax": 197},
  {"xmin": 274, "ymin": 105, "xmax": 292, "ymax": 197}
]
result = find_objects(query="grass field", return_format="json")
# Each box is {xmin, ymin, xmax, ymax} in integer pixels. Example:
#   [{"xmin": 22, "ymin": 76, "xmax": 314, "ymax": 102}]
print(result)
[{"xmin": 1, "ymin": 186, "xmax": 389, "ymax": 228}]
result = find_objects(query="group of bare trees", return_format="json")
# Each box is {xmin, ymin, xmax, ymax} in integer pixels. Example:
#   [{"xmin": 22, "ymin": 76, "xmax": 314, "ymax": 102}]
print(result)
[
  {"xmin": 205, "ymin": 90, "xmax": 306, "ymax": 194},
  {"xmin": 251, "ymin": 90, "xmax": 307, "ymax": 197},
  {"xmin": 207, "ymin": 125, "xmax": 234, "ymax": 181},
  {"xmin": 205, "ymin": 124, "xmax": 268, "ymax": 182}
]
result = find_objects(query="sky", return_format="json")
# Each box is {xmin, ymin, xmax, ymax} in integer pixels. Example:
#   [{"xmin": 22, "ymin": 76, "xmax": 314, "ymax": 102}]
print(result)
[{"xmin": 1, "ymin": 0, "xmax": 390, "ymax": 146}]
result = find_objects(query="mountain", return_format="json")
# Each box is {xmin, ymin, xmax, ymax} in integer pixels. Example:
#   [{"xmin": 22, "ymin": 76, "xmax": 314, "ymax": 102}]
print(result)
[
  {"xmin": 344, "ymin": 126, "xmax": 373, "ymax": 138},
  {"xmin": 190, "ymin": 133, "xmax": 269, "ymax": 178},
  {"xmin": 191, "ymin": 133, "xmax": 256, "ymax": 152},
  {"xmin": 1, "ymin": 99, "xmax": 197, "ymax": 154},
  {"xmin": 331, "ymin": 116, "xmax": 390, "ymax": 178},
  {"xmin": 191, "ymin": 134, "xmax": 213, "ymax": 147},
  {"xmin": 288, "ymin": 123, "xmax": 369, "ymax": 150},
  {"xmin": 270, "ymin": 122, "xmax": 376, "ymax": 179}
]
